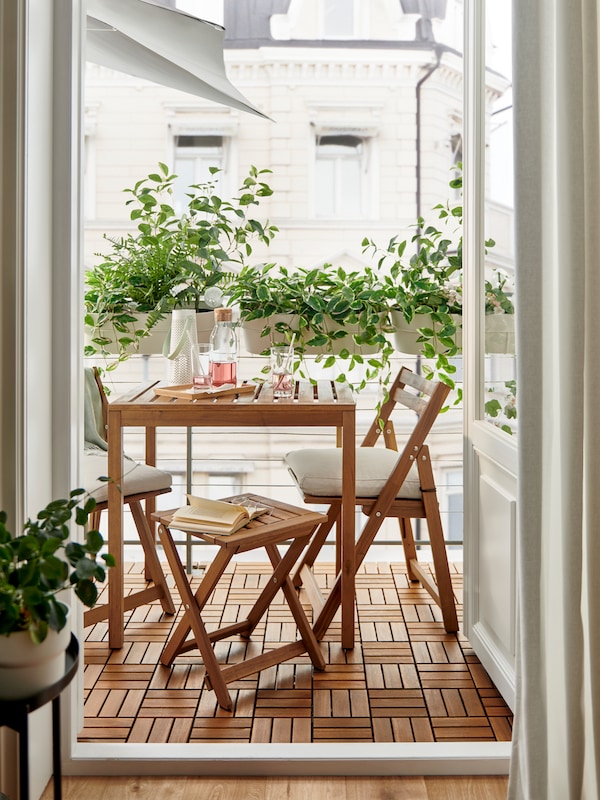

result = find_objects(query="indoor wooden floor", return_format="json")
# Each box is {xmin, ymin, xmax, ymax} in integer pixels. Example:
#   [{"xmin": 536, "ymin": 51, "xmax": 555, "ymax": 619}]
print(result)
[
  {"xmin": 44, "ymin": 775, "xmax": 510, "ymax": 800},
  {"xmin": 80, "ymin": 560, "xmax": 512, "ymax": 745}
]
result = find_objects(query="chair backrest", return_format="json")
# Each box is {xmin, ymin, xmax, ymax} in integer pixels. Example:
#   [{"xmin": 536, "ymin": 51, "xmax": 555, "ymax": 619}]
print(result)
[
  {"xmin": 84, "ymin": 366, "xmax": 109, "ymax": 449},
  {"xmin": 362, "ymin": 366, "xmax": 450, "ymax": 450},
  {"xmin": 358, "ymin": 367, "xmax": 450, "ymax": 510}
]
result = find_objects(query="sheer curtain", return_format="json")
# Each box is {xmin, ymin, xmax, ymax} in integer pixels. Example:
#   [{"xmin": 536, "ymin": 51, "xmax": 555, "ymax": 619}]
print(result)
[{"xmin": 509, "ymin": 0, "xmax": 600, "ymax": 797}]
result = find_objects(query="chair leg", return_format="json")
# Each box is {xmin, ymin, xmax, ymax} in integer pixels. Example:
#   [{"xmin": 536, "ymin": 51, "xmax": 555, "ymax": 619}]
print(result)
[
  {"xmin": 313, "ymin": 504, "xmax": 388, "ymax": 641},
  {"xmin": 417, "ymin": 451, "xmax": 459, "ymax": 633},
  {"xmin": 398, "ymin": 518, "xmax": 419, "ymax": 582},
  {"xmin": 89, "ymin": 510, "xmax": 102, "ymax": 532},
  {"xmin": 129, "ymin": 500, "xmax": 176, "ymax": 615}
]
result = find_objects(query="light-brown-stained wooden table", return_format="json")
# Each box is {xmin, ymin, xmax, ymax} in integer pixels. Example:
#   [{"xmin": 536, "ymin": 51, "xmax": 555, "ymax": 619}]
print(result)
[{"xmin": 106, "ymin": 379, "xmax": 356, "ymax": 650}]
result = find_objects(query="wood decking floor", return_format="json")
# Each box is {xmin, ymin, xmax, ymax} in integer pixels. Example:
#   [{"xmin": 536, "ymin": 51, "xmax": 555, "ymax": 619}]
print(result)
[{"xmin": 81, "ymin": 560, "xmax": 513, "ymax": 745}]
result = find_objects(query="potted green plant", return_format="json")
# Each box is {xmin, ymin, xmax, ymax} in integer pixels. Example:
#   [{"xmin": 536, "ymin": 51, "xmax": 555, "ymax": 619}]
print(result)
[
  {"xmin": 363, "ymin": 169, "xmax": 514, "ymax": 394},
  {"xmin": 229, "ymin": 261, "xmax": 395, "ymax": 394},
  {"xmin": 0, "ymin": 489, "xmax": 115, "ymax": 699},
  {"xmin": 84, "ymin": 163, "xmax": 278, "ymax": 371}
]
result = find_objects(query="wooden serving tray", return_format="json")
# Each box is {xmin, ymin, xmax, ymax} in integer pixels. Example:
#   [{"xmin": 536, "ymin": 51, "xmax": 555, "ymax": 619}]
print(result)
[{"xmin": 153, "ymin": 382, "xmax": 258, "ymax": 400}]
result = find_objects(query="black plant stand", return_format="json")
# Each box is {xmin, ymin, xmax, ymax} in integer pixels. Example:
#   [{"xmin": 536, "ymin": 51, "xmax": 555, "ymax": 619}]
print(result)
[{"xmin": 0, "ymin": 635, "xmax": 79, "ymax": 800}]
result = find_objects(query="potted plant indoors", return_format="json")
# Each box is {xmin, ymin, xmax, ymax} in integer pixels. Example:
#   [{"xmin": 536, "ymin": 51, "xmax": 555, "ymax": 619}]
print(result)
[
  {"xmin": 229, "ymin": 261, "xmax": 395, "ymax": 394},
  {"xmin": 0, "ymin": 488, "xmax": 115, "ymax": 699},
  {"xmin": 84, "ymin": 163, "xmax": 278, "ymax": 371}
]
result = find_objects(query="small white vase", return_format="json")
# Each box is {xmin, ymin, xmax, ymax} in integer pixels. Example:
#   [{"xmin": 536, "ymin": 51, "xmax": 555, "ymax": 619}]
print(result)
[{"xmin": 0, "ymin": 624, "xmax": 71, "ymax": 700}]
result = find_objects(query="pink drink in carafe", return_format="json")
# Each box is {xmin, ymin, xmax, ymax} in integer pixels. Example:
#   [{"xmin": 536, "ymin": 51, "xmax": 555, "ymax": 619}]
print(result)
[
  {"xmin": 210, "ymin": 360, "xmax": 237, "ymax": 387},
  {"xmin": 209, "ymin": 307, "xmax": 238, "ymax": 387}
]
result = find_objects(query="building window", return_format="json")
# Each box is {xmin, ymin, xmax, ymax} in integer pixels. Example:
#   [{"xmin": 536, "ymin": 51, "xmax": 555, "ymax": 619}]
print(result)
[
  {"xmin": 315, "ymin": 134, "xmax": 365, "ymax": 218},
  {"xmin": 173, "ymin": 133, "xmax": 225, "ymax": 214},
  {"xmin": 322, "ymin": 0, "xmax": 355, "ymax": 38}
]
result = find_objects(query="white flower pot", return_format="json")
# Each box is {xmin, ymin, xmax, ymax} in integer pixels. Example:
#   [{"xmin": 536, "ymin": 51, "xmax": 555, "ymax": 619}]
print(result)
[
  {"xmin": 485, "ymin": 313, "xmax": 515, "ymax": 354},
  {"xmin": 241, "ymin": 314, "xmax": 382, "ymax": 356},
  {"xmin": 389, "ymin": 309, "xmax": 515, "ymax": 355},
  {"xmin": 389, "ymin": 309, "xmax": 463, "ymax": 355},
  {"xmin": 0, "ymin": 624, "xmax": 71, "ymax": 700},
  {"xmin": 85, "ymin": 310, "xmax": 215, "ymax": 355}
]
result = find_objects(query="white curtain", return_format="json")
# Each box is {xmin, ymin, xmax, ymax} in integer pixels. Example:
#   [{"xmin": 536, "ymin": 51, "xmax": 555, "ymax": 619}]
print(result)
[{"xmin": 509, "ymin": 0, "xmax": 600, "ymax": 797}]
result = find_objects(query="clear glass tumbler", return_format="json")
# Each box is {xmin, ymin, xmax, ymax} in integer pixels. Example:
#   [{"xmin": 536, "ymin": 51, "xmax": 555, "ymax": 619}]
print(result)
[
  {"xmin": 191, "ymin": 343, "xmax": 212, "ymax": 389},
  {"xmin": 270, "ymin": 345, "xmax": 294, "ymax": 398}
]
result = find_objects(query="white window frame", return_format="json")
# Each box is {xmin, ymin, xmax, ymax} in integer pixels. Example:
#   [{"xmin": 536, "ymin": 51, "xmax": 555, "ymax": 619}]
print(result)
[
  {"xmin": 15, "ymin": 0, "xmax": 512, "ymax": 780},
  {"xmin": 312, "ymin": 129, "xmax": 377, "ymax": 220},
  {"xmin": 171, "ymin": 132, "xmax": 230, "ymax": 214},
  {"xmin": 320, "ymin": 0, "xmax": 365, "ymax": 39}
]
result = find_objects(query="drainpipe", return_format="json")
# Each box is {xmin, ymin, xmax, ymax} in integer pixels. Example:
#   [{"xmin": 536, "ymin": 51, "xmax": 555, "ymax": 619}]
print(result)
[
  {"xmin": 414, "ymin": 46, "xmax": 442, "ymax": 547},
  {"xmin": 416, "ymin": 45, "xmax": 443, "ymax": 225}
]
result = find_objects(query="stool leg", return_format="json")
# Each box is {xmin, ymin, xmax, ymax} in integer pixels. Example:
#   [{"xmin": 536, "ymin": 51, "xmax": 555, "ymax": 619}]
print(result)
[
  {"xmin": 157, "ymin": 524, "xmax": 233, "ymax": 710},
  {"xmin": 242, "ymin": 536, "xmax": 310, "ymax": 637},
  {"xmin": 160, "ymin": 542, "xmax": 233, "ymax": 666},
  {"xmin": 266, "ymin": 542, "xmax": 326, "ymax": 671}
]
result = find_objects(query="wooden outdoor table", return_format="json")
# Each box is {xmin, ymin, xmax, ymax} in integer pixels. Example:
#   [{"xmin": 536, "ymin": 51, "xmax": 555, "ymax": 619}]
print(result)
[{"xmin": 106, "ymin": 379, "xmax": 356, "ymax": 650}]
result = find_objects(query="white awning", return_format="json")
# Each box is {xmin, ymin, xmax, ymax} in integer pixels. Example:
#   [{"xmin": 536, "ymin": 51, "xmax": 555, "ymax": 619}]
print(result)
[{"xmin": 86, "ymin": 0, "xmax": 267, "ymax": 118}]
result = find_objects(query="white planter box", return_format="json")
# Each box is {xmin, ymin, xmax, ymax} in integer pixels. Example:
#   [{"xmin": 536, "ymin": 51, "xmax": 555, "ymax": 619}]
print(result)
[
  {"xmin": 485, "ymin": 312, "xmax": 516, "ymax": 354},
  {"xmin": 389, "ymin": 309, "xmax": 515, "ymax": 355},
  {"xmin": 389, "ymin": 309, "xmax": 462, "ymax": 355},
  {"xmin": 240, "ymin": 314, "xmax": 382, "ymax": 356},
  {"xmin": 85, "ymin": 310, "xmax": 215, "ymax": 355}
]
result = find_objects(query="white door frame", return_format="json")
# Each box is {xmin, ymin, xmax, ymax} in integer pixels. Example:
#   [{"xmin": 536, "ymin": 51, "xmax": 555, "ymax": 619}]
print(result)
[{"xmin": 0, "ymin": 2, "xmax": 512, "ymax": 792}]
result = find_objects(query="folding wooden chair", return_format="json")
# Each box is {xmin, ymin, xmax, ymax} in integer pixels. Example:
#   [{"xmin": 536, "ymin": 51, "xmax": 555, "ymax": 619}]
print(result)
[
  {"xmin": 284, "ymin": 366, "xmax": 459, "ymax": 636},
  {"xmin": 153, "ymin": 495, "xmax": 327, "ymax": 711},
  {"xmin": 82, "ymin": 367, "xmax": 176, "ymax": 625}
]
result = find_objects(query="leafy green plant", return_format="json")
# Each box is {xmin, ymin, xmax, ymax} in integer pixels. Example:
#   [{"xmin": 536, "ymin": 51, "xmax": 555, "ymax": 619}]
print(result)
[
  {"xmin": 229, "ymin": 262, "xmax": 395, "ymax": 394},
  {"xmin": 485, "ymin": 379, "xmax": 517, "ymax": 435},
  {"xmin": 84, "ymin": 163, "xmax": 278, "ymax": 369},
  {"xmin": 363, "ymin": 168, "xmax": 513, "ymax": 402},
  {"xmin": 0, "ymin": 489, "xmax": 115, "ymax": 643}
]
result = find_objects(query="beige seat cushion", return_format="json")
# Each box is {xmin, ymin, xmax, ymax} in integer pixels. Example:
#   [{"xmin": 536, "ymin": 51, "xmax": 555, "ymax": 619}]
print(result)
[
  {"xmin": 285, "ymin": 447, "xmax": 422, "ymax": 500},
  {"xmin": 83, "ymin": 451, "xmax": 172, "ymax": 504}
]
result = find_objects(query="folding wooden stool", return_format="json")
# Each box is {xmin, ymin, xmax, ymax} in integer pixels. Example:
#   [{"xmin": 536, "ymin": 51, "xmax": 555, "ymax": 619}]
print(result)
[{"xmin": 153, "ymin": 495, "xmax": 327, "ymax": 710}]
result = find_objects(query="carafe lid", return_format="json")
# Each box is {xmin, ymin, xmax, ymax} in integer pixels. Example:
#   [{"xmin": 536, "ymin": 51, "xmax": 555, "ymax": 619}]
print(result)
[{"xmin": 214, "ymin": 307, "xmax": 233, "ymax": 322}]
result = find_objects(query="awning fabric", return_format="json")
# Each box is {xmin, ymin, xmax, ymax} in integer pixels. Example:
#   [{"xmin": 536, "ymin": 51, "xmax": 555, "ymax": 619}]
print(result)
[{"xmin": 86, "ymin": 0, "xmax": 267, "ymax": 118}]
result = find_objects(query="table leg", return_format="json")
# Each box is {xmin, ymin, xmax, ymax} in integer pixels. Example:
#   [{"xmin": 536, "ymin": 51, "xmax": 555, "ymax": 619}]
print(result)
[
  {"xmin": 144, "ymin": 425, "xmax": 157, "ymax": 580},
  {"xmin": 107, "ymin": 408, "xmax": 125, "ymax": 649},
  {"xmin": 52, "ymin": 696, "xmax": 61, "ymax": 800},
  {"xmin": 340, "ymin": 408, "xmax": 356, "ymax": 649}
]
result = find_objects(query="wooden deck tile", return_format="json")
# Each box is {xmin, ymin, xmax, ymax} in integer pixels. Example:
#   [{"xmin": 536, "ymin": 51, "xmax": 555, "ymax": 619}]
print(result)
[{"xmin": 80, "ymin": 560, "xmax": 512, "ymax": 745}]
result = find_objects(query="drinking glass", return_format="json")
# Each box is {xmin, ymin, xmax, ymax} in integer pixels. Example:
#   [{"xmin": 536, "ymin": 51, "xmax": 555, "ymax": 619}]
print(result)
[
  {"xmin": 270, "ymin": 345, "xmax": 294, "ymax": 398},
  {"xmin": 191, "ymin": 343, "xmax": 212, "ymax": 389}
]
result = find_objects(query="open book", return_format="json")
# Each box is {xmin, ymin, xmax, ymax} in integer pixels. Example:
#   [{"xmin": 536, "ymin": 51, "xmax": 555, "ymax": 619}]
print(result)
[{"xmin": 169, "ymin": 495, "xmax": 269, "ymax": 535}]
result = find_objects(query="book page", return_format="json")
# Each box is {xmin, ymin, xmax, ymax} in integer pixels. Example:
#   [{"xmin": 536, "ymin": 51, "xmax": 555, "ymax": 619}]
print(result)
[{"xmin": 173, "ymin": 495, "xmax": 246, "ymax": 526}]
